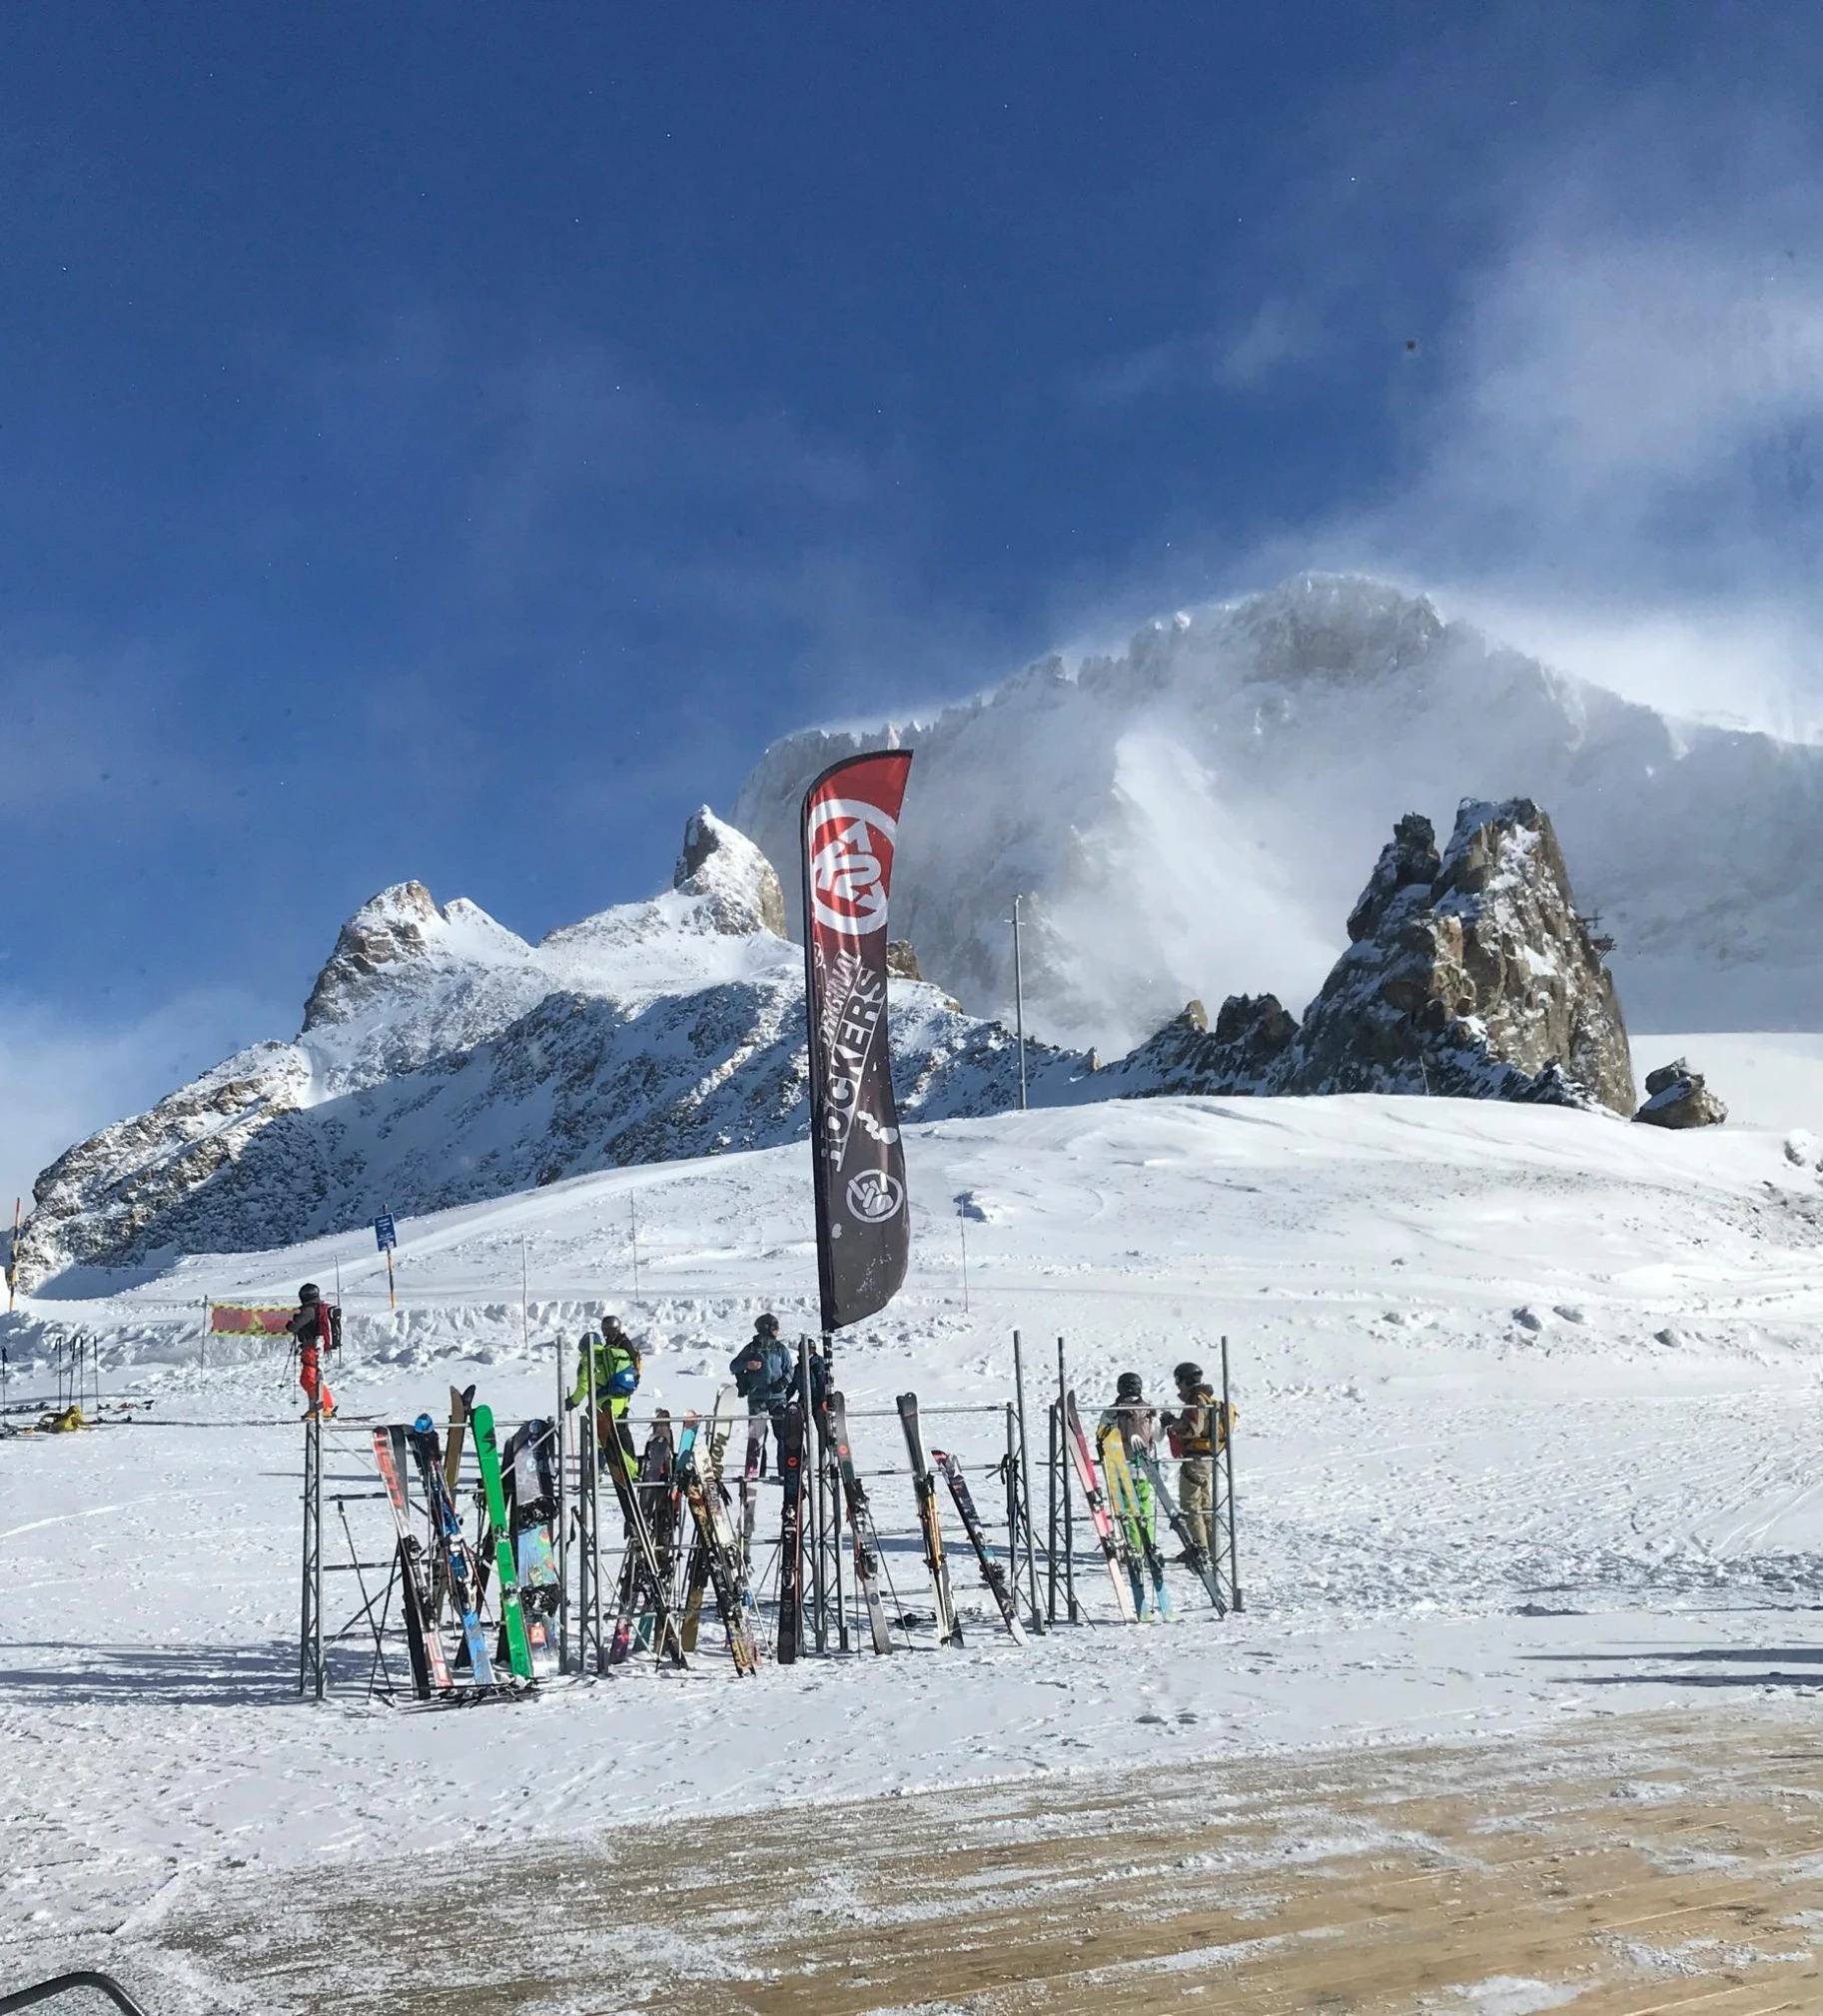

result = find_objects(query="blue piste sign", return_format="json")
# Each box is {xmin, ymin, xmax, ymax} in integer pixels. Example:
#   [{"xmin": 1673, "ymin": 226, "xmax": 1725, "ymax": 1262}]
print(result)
[{"xmin": 374, "ymin": 1213, "xmax": 397, "ymax": 1252}]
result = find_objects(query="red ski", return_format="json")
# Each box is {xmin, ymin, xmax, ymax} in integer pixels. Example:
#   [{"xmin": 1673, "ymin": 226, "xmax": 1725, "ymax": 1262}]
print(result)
[{"xmin": 1062, "ymin": 1393, "xmax": 1139, "ymax": 1623}]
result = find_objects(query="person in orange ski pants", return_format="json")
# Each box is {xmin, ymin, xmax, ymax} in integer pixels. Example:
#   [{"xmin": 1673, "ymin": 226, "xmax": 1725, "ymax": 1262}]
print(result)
[{"xmin": 287, "ymin": 1282, "xmax": 339, "ymax": 1420}]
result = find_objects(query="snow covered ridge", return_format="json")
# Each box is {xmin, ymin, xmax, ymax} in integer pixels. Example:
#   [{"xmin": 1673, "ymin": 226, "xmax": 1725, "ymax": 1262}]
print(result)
[
  {"xmin": 732, "ymin": 572, "xmax": 1823, "ymax": 1044},
  {"xmin": 14, "ymin": 810, "xmax": 1080, "ymax": 1291},
  {"xmin": 13, "ymin": 794, "xmax": 1662, "ymax": 1290}
]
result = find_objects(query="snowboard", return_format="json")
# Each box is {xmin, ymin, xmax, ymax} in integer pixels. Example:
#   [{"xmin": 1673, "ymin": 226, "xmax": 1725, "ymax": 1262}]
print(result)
[{"xmin": 775, "ymin": 1402, "xmax": 808, "ymax": 1662}]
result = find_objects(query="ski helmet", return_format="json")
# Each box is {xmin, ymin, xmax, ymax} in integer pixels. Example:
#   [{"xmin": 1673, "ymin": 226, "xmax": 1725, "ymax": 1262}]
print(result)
[
  {"xmin": 1173, "ymin": 1360, "xmax": 1203, "ymax": 1386},
  {"xmin": 1115, "ymin": 1371, "xmax": 1144, "ymax": 1400},
  {"xmin": 299, "ymin": 1282, "xmax": 321, "ymax": 1305},
  {"xmin": 756, "ymin": 1313, "xmax": 780, "ymax": 1336}
]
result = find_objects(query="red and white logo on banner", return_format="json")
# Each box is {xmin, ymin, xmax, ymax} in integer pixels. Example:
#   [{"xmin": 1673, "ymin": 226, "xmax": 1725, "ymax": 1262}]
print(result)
[{"xmin": 808, "ymin": 798, "xmax": 899, "ymax": 937}]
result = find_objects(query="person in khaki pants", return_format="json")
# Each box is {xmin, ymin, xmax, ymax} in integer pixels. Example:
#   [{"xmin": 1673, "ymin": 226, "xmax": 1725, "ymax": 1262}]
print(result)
[{"xmin": 1163, "ymin": 1360, "xmax": 1232, "ymax": 1561}]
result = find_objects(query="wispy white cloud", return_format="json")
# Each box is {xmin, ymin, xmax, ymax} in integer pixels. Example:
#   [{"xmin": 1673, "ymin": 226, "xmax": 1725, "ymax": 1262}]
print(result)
[
  {"xmin": 1231, "ymin": 113, "xmax": 1823, "ymax": 739},
  {"xmin": 1077, "ymin": 297, "xmax": 1323, "ymax": 405}
]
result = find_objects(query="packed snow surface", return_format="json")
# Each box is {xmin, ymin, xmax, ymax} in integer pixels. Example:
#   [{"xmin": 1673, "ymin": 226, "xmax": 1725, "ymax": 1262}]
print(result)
[{"xmin": 5, "ymin": 1088, "xmax": 1823, "ymax": 1968}]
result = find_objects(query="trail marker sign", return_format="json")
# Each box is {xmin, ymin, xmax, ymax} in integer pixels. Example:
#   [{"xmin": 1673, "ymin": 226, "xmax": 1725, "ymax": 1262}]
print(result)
[{"xmin": 374, "ymin": 1213, "xmax": 397, "ymax": 1252}]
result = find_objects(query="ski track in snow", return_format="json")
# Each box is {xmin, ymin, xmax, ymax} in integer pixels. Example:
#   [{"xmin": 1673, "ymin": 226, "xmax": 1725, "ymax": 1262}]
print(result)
[{"xmin": 3, "ymin": 1090, "xmax": 1823, "ymax": 1958}]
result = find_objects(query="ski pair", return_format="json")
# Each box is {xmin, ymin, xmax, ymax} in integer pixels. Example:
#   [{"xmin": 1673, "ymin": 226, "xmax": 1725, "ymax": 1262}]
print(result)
[
  {"xmin": 599, "ymin": 1414, "xmax": 687, "ymax": 1669},
  {"xmin": 897, "ymin": 1394, "xmax": 1026, "ymax": 1646},
  {"xmin": 1097, "ymin": 1422, "xmax": 1174, "ymax": 1622},
  {"xmin": 414, "ymin": 1402, "xmax": 538, "ymax": 1680},
  {"xmin": 674, "ymin": 1406, "xmax": 761, "ymax": 1674},
  {"xmin": 1060, "ymin": 1394, "xmax": 1141, "ymax": 1624},
  {"xmin": 373, "ymin": 1427, "xmax": 452, "ymax": 1697},
  {"xmin": 402, "ymin": 1415, "xmax": 499, "ymax": 1683},
  {"xmin": 1131, "ymin": 1445, "xmax": 1227, "ymax": 1614},
  {"xmin": 679, "ymin": 1389, "xmax": 737, "ymax": 1651}
]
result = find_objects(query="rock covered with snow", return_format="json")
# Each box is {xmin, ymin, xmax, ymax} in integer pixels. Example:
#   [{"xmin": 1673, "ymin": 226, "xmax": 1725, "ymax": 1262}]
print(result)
[
  {"xmin": 14, "ymin": 810, "xmax": 1087, "ymax": 1290},
  {"xmin": 732, "ymin": 571, "xmax": 1823, "ymax": 1046},
  {"xmin": 672, "ymin": 807, "xmax": 788, "ymax": 937},
  {"xmin": 1635, "ymin": 1058, "xmax": 1728, "ymax": 1130},
  {"xmin": 1101, "ymin": 993, "xmax": 1297, "ymax": 1096},
  {"xmin": 1280, "ymin": 798, "xmax": 1634, "ymax": 1113},
  {"xmin": 1097, "ymin": 799, "xmax": 1631, "ymax": 1112}
]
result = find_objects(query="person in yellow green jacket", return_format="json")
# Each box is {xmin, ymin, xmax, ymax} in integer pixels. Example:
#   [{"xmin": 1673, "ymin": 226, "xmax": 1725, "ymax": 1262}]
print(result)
[{"xmin": 566, "ymin": 1315, "xmax": 641, "ymax": 1472}]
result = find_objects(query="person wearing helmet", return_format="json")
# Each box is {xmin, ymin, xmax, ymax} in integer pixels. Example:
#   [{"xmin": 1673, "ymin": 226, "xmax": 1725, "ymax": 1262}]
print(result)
[
  {"xmin": 1163, "ymin": 1360, "xmax": 1233, "ymax": 1560},
  {"xmin": 729, "ymin": 1313, "xmax": 798, "ymax": 1476},
  {"xmin": 286, "ymin": 1282, "xmax": 341, "ymax": 1421},
  {"xmin": 1101, "ymin": 1371, "xmax": 1158, "ymax": 1534},
  {"xmin": 567, "ymin": 1314, "xmax": 641, "ymax": 1473}
]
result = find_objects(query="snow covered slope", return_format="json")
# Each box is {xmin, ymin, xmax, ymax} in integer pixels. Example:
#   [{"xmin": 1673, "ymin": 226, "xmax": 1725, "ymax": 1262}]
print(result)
[
  {"xmin": 6, "ymin": 1091, "xmax": 1823, "ymax": 1976},
  {"xmin": 15, "ymin": 811, "xmax": 1082, "ymax": 1290},
  {"xmin": 733, "ymin": 573, "xmax": 1823, "ymax": 1047}
]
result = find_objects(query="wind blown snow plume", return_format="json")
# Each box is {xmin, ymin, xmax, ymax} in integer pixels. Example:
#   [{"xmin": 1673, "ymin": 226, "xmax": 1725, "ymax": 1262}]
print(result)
[{"xmin": 734, "ymin": 574, "xmax": 1823, "ymax": 1047}]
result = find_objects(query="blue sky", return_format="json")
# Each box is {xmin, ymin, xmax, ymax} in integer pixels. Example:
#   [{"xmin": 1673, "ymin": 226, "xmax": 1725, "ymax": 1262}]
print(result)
[{"xmin": 7, "ymin": 4, "xmax": 1823, "ymax": 1200}]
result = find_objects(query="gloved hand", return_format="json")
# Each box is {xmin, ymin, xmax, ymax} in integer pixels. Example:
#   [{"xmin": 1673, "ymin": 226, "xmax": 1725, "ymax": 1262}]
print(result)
[{"xmin": 564, "ymin": 1394, "xmax": 579, "ymax": 1412}]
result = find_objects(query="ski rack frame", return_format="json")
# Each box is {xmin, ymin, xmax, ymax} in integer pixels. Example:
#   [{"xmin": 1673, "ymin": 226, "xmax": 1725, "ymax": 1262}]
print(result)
[{"xmin": 285, "ymin": 1327, "xmax": 1237, "ymax": 1695}]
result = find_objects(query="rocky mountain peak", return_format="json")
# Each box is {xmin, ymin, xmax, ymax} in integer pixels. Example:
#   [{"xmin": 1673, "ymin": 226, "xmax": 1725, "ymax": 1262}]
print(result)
[
  {"xmin": 1232, "ymin": 572, "xmax": 1445, "ymax": 686},
  {"xmin": 1285, "ymin": 797, "xmax": 1634, "ymax": 1113},
  {"xmin": 303, "ymin": 881, "xmax": 442, "ymax": 1030},
  {"xmin": 301, "ymin": 880, "xmax": 530, "ymax": 1038},
  {"xmin": 672, "ymin": 807, "xmax": 788, "ymax": 937}
]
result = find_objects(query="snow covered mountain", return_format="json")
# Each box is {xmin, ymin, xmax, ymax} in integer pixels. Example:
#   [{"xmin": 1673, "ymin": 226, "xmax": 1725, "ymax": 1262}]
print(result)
[
  {"xmin": 732, "ymin": 573, "xmax": 1823, "ymax": 1049},
  {"xmin": 15, "ymin": 812, "xmax": 1081, "ymax": 1290}
]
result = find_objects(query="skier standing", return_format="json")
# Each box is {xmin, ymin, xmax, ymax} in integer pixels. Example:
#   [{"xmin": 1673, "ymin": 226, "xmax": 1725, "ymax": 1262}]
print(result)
[
  {"xmin": 1101, "ymin": 1371, "xmax": 1157, "ymax": 1530},
  {"xmin": 286, "ymin": 1282, "xmax": 341, "ymax": 1421},
  {"xmin": 728, "ymin": 1313, "xmax": 797, "ymax": 1474},
  {"xmin": 566, "ymin": 1316, "xmax": 641, "ymax": 1473},
  {"xmin": 1162, "ymin": 1361, "xmax": 1231, "ymax": 1561}
]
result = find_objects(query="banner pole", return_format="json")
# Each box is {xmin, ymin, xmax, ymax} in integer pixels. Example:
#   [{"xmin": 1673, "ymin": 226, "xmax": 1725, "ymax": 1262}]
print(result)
[
  {"xmin": 6, "ymin": 1196, "xmax": 19, "ymax": 1312},
  {"xmin": 800, "ymin": 1335, "xmax": 827, "ymax": 1653}
]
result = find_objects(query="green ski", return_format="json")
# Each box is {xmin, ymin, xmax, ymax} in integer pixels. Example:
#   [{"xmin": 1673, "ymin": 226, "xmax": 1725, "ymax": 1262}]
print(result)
[{"xmin": 470, "ymin": 1402, "xmax": 536, "ymax": 1681}]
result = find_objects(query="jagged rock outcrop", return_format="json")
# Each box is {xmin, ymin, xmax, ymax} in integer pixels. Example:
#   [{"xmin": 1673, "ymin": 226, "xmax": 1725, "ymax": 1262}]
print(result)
[
  {"xmin": 886, "ymin": 940, "xmax": 924, "ymax": 982},
  {"xmin": 1114, "ymin": 799, "xmax": 1634, "ymax": 1115},
  {"xmin": 673, "ymin": 807, "xmax": 787, "ymax": 936},
  {"xmin": 1635, "ymin": 1058, "xmax": 1728, "ymax": 1130},
  {"xmin": 1279, "ymin": 798, "xmax": 1634, "ymax": 1113},
  {"xmin": 1103, "ymin": 993, "xmax": 1296, "ymax": 1096}
]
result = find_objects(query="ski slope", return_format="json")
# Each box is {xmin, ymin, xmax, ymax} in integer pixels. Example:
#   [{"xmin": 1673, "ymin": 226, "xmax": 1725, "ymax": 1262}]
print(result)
[{"xmin": 5, "ymin": 1089, "xmax": 1823, "ymax": 2002}]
